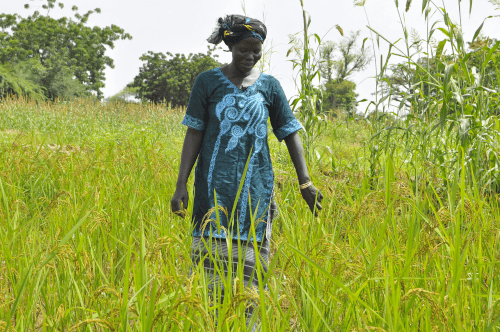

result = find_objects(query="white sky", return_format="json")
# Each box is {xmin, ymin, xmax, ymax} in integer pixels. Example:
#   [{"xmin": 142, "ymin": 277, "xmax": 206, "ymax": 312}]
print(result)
[{"xmin": 1, "ymin": 0, "xmax": 499, "ymax": 111}]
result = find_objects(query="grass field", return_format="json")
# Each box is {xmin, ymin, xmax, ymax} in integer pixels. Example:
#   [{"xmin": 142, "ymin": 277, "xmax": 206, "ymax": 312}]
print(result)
[{"xmin": 0, "ymin": 96, "xmax": 499, "ymax": 331}]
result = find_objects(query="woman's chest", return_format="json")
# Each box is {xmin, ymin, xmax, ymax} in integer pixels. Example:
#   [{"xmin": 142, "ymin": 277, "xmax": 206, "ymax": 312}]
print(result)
[
  {"xmin": 207, "ymin": 87, "xmax": 271, "ymax": 130},
  {"xmin": 204, "ymin": 87, "xmax": 271, "ymax": 153}
]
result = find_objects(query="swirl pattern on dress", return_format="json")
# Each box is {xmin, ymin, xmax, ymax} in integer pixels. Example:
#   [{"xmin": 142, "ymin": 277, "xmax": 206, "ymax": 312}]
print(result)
[
  {"xmin": 226, "ymin": 96, "xmax": 236, "ymax": 106},
  {"xmin": 256, "ymin": 123, "xmax": 267, "ymax": 138},
  {"xmin": 226, "ymin": 107, "xmax": 239, "ymax": 121},
  {"xmin": 231, "ymin": 125, "xmax": 244, "ymax": 137}
]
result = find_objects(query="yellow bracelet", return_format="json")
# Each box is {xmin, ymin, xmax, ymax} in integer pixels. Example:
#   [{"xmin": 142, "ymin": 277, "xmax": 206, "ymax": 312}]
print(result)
[{"xmin": 299, "ymin": 181, "xmax": 313, "ymax": 190}]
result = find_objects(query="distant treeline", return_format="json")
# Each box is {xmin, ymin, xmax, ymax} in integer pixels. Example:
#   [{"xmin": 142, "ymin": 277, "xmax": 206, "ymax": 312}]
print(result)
[
  {"xmin": 0, "ymin": 0, "xmax": 131, "ymax": 101},
  {"xmin": 0, "ymin": 0, "xmax": 369, "ymax": 115}
]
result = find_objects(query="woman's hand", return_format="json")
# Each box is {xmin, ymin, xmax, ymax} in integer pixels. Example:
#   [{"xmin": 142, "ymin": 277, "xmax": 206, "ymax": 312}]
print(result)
[
  {"xmin": 171, "ymin": 127, "xmax": 203, "ymax": 218},
  {"xmin": 300, "ymin": 184, "xmax": 323, "ymax": 217},
  {"xmin": 284, "ymin": 132, "xmax": 324, "ymax": 217},
  {"xmin": 171, "ymin": 185, "xmax": 189, "ymax": 218}
]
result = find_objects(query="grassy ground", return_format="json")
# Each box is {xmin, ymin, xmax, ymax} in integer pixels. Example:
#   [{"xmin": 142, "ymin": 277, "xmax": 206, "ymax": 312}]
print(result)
[{"xmin": 0, "ymin": 97, "xmax": 499, "ymax": 331}]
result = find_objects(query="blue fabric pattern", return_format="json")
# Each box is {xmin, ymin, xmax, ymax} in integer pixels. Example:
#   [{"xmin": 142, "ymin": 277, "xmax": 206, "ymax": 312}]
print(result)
[
  {"xmin": 183, "ymin": 67, "xmax": 301, "ymax": 241},
  {"xmin": 208, "ymin": 69, "xmax": 267, "ymax": 228},
  {"xmin": 182, "ymin": 114, "xmax": 206, "ymax": 131},
  {"xmin": 274, "ymin": 119, "xmax": 303, "ymax": 142}
]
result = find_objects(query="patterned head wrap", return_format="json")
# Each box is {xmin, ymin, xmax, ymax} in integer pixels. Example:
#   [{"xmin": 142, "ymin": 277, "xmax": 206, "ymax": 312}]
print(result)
[{"xmin": 207, "ymin": 15, "xmax": 267, "ymax": 47}]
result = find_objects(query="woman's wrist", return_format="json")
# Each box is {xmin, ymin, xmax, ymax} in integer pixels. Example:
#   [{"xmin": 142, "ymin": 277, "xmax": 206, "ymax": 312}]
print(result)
[
  {"xmin": 176, "ymin": 179, "xmax": 188, "ymax": 189},
  {"xmin": 298, "ymin": 176, "xmax": 310, "ymax": 185}
]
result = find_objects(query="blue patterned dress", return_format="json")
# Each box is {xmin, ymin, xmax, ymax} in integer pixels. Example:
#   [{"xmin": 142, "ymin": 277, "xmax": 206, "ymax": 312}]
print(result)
[{"xmin": 182, "ymin": 67, "xmax": 302, "ymax": 242}]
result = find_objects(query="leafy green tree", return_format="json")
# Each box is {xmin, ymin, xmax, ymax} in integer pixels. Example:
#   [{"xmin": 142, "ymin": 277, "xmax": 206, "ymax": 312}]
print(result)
[
  {"xmin": 319, "ymin": 41, "xmax": 336, "ymax": 83},
  {"xmin": 0, "ymin": 0, "xmax": 132, "ymax": 99},
  {"xmin": 318, "ymin": 31, "xmax": 371, "ymax": 114},
  {"xmin": 323, "ymin": 80, "xmax": 359, "ymax": 116},
  {"xmin": 105, "ymin": 86, "xmax": 139, "ymax": 103},
  {"xmin": 320, "ymin": 30, "xmax": 371, "ymax": 84},
  {"xmin": 129, "ymin": 46, "xmax": 223, "ymax": 106}
]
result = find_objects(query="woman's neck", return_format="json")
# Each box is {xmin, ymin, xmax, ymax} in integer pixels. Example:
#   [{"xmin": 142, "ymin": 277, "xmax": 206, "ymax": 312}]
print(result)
[{"xmin": 227, "ymin": 64, "xmax": 252, "ymax": 78}]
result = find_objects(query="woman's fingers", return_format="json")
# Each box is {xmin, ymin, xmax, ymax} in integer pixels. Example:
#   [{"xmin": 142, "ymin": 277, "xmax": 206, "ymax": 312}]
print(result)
[
  {"xmin": 171, "ymin": 190, "xmax": 189, "ymax": 218},
  {"xmin": 172, "ymin": 202, "xmax": 183, "ymax": 217},
  {"xmin": 314, "ymin": 201, "xmax": 322, "ymax": 215},
  {"xmin": 311, "ymin": 188, "xmax": 323, "ymax": 215},
  {"xmin": 171, "ymin": 199, "xmax": 180, "ymax": 213},
  {"xmin": 173, "ymin": 203, "xmax": 186, "ymax": 217},
  {"xmin": 316, "ymin": 190, "xmax": 324, "ymax": 202},
  {"xmin": 301, "ymin": 186, "xmax": 324, "ymax": 216}
]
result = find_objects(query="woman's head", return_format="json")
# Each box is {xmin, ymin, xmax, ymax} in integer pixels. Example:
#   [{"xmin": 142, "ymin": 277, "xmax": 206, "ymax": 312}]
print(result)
[
  {"xmin": 207, "ymin": 15, "xmax": 267, "ymax": 48},
  {"xmin": 228, "ymin": 37, "xmax": 263, "ymax": 73}
]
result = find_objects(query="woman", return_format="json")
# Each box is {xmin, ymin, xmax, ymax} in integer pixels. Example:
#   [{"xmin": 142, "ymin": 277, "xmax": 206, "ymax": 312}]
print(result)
[{"xmin": 170, "ymin": 14, "xmax": 323, "ymax": 327}]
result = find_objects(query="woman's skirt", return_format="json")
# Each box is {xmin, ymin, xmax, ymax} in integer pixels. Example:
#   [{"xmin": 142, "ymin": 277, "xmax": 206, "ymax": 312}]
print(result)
[
  {"xmin": 191, "ymin": 236, "xmax": 270, "ymax": 330},
  {"xmin": 190, "ymin": 198, "xmax": 277, "ymax": 330}
]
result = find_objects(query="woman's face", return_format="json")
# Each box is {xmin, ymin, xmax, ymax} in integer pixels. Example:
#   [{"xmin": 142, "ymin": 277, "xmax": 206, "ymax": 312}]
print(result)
[{"xmin": 229, "ymin": 37, "xmax": 263, "ymax": 73}]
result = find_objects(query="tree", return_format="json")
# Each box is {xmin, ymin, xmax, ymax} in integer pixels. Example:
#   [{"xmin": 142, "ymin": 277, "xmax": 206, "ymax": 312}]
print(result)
[
  {"xmin": 129, "ymin": 46, "xmax": 224, "ymax": 106},
  {"xmin": 105, "ymin": 86, "xmax": 139, "ymax": 104},
  {"xmin": 323, "ymin": 80, "xmax": 359, "ymax": 116},
  {"xmin": 319, "ymin": 41, "xmax": 335, "ymax": 83},
  {"xmin": 320, "ymin": 30, "xmax": 372, "ymax": 84},
  {"xmin": 0, "ymin": 0, "xmax": 132, "ymax": 99},
  {"xmin": 318, "ymin": 31, "xmax": 371, "ymax": 114}
]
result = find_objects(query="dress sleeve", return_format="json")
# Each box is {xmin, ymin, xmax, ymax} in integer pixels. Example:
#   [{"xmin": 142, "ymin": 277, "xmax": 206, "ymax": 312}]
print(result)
[
  {"xmin": 182, "ymin": 73, "xmax": 208, "ymax": 132},
  {"xmin": 269, "ymin": 78, "xmax": 303, "ymax": 142}
]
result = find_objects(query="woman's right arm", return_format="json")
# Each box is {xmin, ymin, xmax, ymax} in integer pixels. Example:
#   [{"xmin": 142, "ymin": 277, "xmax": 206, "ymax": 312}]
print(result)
[{"xmin": 171, "ymin": 127, "xmax": 203, "ymax": 217}]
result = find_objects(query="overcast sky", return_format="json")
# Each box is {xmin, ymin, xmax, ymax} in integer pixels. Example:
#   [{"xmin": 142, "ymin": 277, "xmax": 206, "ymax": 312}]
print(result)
[{"xmin": 1, "ymin": 0, "xmax": 499, "ymax": 111}]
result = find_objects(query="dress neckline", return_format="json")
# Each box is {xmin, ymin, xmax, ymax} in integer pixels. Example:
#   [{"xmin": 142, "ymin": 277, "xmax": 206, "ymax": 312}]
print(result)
[{"xmin": 217, "ymin": 67, "xmax": 263, "ymax": 92}]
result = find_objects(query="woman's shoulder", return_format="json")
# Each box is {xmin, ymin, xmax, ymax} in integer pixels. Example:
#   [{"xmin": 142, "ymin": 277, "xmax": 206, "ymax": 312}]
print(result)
[
  {"xmin": 198, "ymin": 67, "xmax": 222, "ymax": 79},
  {"xmin": 259, "ymin": 72, "xmax": 283, "ymax": 90},
  {"xmin": 192, "ymin": 68, "xmax": 223, "ymax": 91}
]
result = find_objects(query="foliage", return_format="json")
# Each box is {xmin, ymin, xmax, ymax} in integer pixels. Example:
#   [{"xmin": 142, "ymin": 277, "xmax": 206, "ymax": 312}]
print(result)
[
  {"xmin": 489, "ymin": 0, "xmax": 500, "ymax": 10},
  {"xmin": 0, "ymin": 62, "xmax": 45, "ymax": 100},
  {"xmin": 0, "ymin": 0, "xmax": 132, "ymax": 99},
  {"xmin": 467, "ymin": 36, "xmax": 500, "ymax": 91},
  {"xmin": 287, "ymin": 1, "xmax": 331, "ymax": 164},
  {"xmin": 323, "ymin": 79, "xmax": 359, "ymax": 115},
  {"xmin": 2, "ymin": 1, "xmax": 500, "ymax": 331},
  {"xmin": 320, "ymin": 30, "xmax": 372, "ymax": 84},
  {"xmin": 128, "ymin": 46, "xmax": 223, "ymax": 106},
  {"xmin": 1, "ymin": 93, "xmax": 500, "ymax": 330},
  {"xmin": 367, "ymin": 0, "xmax": 500, "ymax": 193},
  {"xmin": 380, "ymin": 35, "xmax": 499, "ymax": 114},
  {"xmin": 317, "ymin": 31, "xmax": 371, "ymax": 116},
  {"xmin": 319, "ymin": 41, "xmax": 336, "ymax": 83},
  {"xmin": 23, "ymin": 57, "xmax": 91, "ymax": 100},
  {"xmin": 105, "ymin": 86, "xmax": 139, "ymax": 104}
]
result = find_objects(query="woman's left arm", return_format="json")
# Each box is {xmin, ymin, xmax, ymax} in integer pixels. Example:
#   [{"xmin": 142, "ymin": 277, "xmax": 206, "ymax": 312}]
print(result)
[{"xmin": 284, "ymin": 131, "xmax": 324, "ymax": 216}]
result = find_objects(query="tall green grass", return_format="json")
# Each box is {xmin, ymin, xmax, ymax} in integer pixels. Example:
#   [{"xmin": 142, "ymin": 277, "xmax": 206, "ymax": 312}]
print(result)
[
  {"xmin": 365, "ymin": 0, "xmax": 500, "ymax": 193},
  {"xmin": 0, "ymin": 91, "xmax": 499, "ymax": 331}
]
